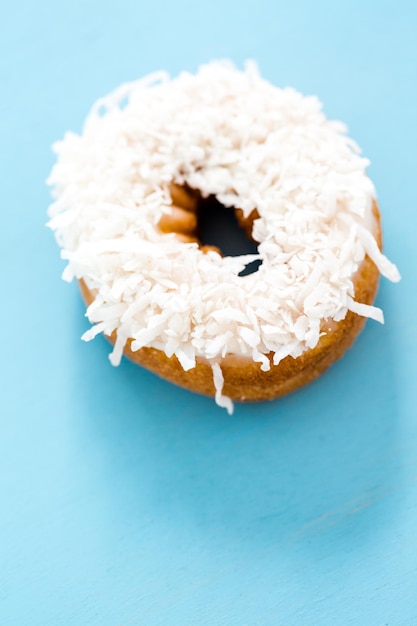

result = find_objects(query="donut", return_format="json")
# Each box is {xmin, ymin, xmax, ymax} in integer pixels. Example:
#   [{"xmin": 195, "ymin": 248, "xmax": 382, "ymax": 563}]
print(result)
[{"xmin": 47, "ymin": 61, "xmax": 400, "ymax": 413}]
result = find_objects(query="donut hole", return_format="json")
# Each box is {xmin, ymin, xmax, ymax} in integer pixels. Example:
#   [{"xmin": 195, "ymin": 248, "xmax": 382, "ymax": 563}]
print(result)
[
  {"xmin": 160, "ymin": 184, "xmax": 262, "ymax": 277},
  {"xmin": 197, "ymin": 195, "xmax": 262, "ymax": 276}
]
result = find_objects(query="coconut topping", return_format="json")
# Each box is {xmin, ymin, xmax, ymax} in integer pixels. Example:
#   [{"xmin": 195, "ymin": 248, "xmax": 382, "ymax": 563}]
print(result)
[{"xmin": 47, "ymin": 61, "xmax": 400, "ymax": 413}]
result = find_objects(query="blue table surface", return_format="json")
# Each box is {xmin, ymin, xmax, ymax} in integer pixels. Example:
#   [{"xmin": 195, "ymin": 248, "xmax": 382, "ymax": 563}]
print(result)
[{"xmin": 1, "ymin": 1, "xmax": 416, "ymax": 624}]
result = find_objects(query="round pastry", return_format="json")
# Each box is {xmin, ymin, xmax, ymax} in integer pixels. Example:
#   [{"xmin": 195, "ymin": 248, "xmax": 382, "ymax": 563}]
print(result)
[{"xmin": 47, "ymin": 61, "xmax": 400, "ymax": 413}]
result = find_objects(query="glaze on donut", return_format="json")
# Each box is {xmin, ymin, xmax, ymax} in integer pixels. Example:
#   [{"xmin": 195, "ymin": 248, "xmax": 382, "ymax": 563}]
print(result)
[{"xmin": 48, "ymin": 62, "xmax": 400, "ymax": 412}]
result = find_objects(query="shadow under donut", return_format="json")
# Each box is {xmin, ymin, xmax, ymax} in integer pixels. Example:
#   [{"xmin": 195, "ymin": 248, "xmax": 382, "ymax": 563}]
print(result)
[{"xmin": 69, "ymin": 281, "xmax": 402, "ymax": 564}]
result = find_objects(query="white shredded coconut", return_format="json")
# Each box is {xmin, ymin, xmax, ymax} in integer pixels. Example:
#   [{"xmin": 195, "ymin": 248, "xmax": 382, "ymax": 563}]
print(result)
[
  {"xmin": 211, "ymin": 363, "xmax": 234, "ymax": 415},
  {"xmin": 47, "ymin": 61, "xmax": 400, "ymax": 412}
]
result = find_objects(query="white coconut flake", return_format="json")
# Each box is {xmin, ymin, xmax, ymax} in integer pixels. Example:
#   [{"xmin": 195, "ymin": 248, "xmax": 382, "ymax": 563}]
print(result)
[
  {"xmin": 81, "ymin": 322, "xmax": 107, "ymax": 342},
  {"xmin": 347, "ymin": 297, "xmax": 384, "ymax": 323},
  {"xmin": 47, "ymin": 61, "xmax": 400, "ymax": 411},
  {"xmin": 109, "ymin": 329, "xmax": 129, "ymax": 366},
  {"xmin": 212, "ymin": 363, "xmax": 234, "ymax": 415},
  {"xmin": 356, "ymin": 224, "xmax": 401, "ymax": 282}
]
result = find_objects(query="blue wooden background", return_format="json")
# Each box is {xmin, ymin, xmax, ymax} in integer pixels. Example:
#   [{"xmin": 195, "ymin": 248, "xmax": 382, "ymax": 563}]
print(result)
[{"xmin": 1, "ymin": 1, "xmax": 416, "ymax": 624}]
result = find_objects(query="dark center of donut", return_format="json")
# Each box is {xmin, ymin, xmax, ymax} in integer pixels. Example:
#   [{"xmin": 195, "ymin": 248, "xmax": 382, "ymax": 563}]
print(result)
[
  {"xmin": 197, "ymin": 195, "xmax": 261, "ymax": 276},
  {"xmin": 160, "ymin": 184, "xmax": 262, "ymax": 276}
]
